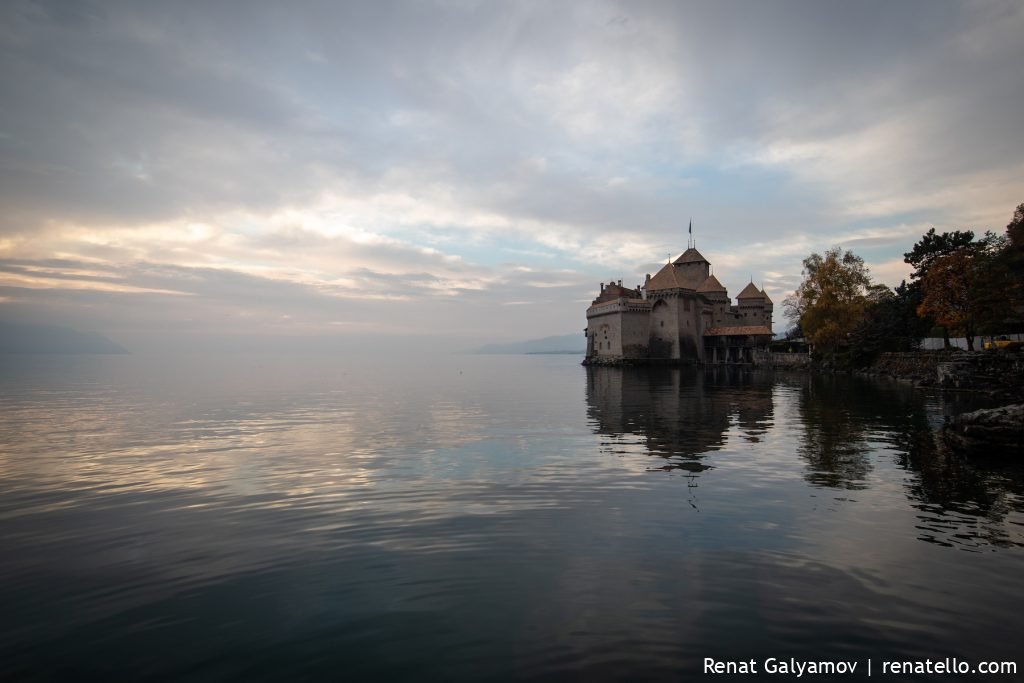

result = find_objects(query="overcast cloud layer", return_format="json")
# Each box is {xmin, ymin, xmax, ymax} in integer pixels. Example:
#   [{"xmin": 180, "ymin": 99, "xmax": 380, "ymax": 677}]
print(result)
[{"xmin": 1, "ymin": 0, "xmax": 1022, "ymax": 351}]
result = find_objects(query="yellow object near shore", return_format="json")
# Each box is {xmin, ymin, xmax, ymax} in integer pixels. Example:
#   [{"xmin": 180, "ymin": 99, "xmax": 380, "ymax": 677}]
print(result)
[{"xmin": 983, "ymin": 337, "xmax": 1013, "ymax": 350}]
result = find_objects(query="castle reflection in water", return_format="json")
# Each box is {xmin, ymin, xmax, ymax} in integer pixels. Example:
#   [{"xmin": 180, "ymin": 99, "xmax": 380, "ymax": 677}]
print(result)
[
  {"xmin": 585, "ymin": 365, "xmax": 774, "ymax": 472},
  {"xmin": 585, "ymin": 366, "xmax": 774, "ymax": 473}
]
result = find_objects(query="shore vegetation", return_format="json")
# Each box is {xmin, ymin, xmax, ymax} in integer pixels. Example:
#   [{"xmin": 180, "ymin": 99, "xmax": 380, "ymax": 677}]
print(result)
[{"xmin": 787, "ymin": 203, "xmax": 1024, "ymax": 366}]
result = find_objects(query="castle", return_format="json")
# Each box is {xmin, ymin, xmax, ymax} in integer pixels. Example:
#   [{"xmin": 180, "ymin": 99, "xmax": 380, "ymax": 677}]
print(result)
[{"xmin": 584, "ymin": 243, "xmax": 773, "ymax": 365}]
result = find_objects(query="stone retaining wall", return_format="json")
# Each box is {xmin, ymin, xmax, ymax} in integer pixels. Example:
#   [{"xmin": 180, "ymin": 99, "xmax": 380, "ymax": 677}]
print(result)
[
  {"xmin": 869, "ymin": 351, "xmax": 952, "ymax": 381},
  {"xmin": 752, "ymin": 350, "xmax": 812, "ymax": 368},
  {"xmin": 869, "ymin": 350, "xmax": 1024, "ymax": 398}
]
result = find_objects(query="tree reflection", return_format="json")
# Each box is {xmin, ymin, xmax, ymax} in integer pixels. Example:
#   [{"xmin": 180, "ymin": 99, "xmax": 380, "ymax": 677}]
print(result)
[
  {"xmin": 894, "ymin": 406, "xmax": 1024, "ymax": 549},
  {"xmin": 587, "ymin": 366, "xmax": 1024, "ymax": 549},
  {"xmin": 795, "ymin": 375, "xmax": 875, "ymax": 489},
  {"xmin": 795, "ymin": 374, "xmax": 1024, "ymax": 549}
]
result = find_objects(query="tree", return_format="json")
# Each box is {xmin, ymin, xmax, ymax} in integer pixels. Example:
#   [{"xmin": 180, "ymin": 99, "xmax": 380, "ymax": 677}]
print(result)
[
  {"xmin": 1003, "ymin": 203, "xmax": 1024, "ymax": 317},
  {"xmin": 1007, "ymin": 203, "xmax": 1024, "ymax": 245},
  {"xmin": 889, "ymin": 280, "xmax": 931, "ymax": 347},
  {"xmin": 974, "ymin": 231, "xmax": 1014, "ymax": 335},
  {"xmin": 904, "ymin": 227, "xmax": 976, "ymax": 348},
  {"xmin": 848, "ymin": 280, "xmax": 930, "ymax": 366},
  {"xmin": 915, "ymin": 235, "xmax": 1006, "ymax": 351},
  {"xmin": 785, "ymin": 247, "xmax": 873, "ymax": 354},
  {"xmin": 904, "ymin": 227, "xmax": 975, "ymax": 280}
]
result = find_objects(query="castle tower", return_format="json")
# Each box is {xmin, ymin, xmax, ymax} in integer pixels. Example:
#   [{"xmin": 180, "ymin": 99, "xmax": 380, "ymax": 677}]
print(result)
[
  {"xmin": 736, "ymin": 282, "xmax": 767, "ymax": 325},
  {"xmin": 696, "ymin": 274, "xmax": 728, "ymax": 303},
  {"xmin": 761, "ymin": 287, "xmax": 774, "ymax": 331},
  {"xmin": 672, "ymin": 248, "xmax": 711, "ymax": 289}
]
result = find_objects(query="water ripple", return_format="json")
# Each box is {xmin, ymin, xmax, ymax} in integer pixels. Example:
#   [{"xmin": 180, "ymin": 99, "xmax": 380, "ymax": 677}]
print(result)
[{"xmin": 1, "ymin": 355, "xmax": 1022, "ymax": 680}]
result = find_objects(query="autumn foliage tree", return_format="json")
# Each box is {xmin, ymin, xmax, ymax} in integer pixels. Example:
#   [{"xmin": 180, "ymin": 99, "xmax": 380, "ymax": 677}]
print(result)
[
  {"xmin": 903, "ymin": 227, "xmax": 976, "ymax": 347},
  {"xmin": 788, "ymin": 204, "xmax": 1023, "ymax": 360},
  {"xmin": 785, "ymin": 247, "xmax": 873, "ymax": 354},
  {"xmin": 915, "ymin": 233, "xmax": 1007, "ymax": 351},
  {"xmin": 916, "ymin": 248, "xmax": 979, "ymax": 350}
]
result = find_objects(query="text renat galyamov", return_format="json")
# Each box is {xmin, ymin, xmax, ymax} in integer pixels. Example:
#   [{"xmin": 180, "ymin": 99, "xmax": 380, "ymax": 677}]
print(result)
[{"xmin": 705, "ymin": 659, "xmax": 856, "ymax": 677}]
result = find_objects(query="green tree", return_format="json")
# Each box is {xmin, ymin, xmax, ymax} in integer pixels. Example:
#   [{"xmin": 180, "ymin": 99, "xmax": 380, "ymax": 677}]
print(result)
[
  {"xmin": 1003, "ymin": 203, "xmax": 1024, "ymax": 318},
  {"xmin": 848, "ymin": 280, "xmax": 930, "ymax": 366},
  {"xmin": 916, "ymin": 234, "xmax": 1006, "ymax": 351},
  {"xmin": 904, "ymin": 227, "xmax": 975, "ymax": 348},
  {"xmin": 1007, "ymin": 203, "xmax": 1024, "ymax": 245},
  {"xmin": 785, "ymin": 247, "xmax": 873, "ymax": 354},
  {"xmin": 972, "ymin": 230, "xmax": 1015, "ymax": 337},
  {"xmin": 904, "ymin": 227, "xmax": 976, "ymax": 280}
]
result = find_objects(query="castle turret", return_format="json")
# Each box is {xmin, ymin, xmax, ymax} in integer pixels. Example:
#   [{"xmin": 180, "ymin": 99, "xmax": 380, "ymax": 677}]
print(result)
[
  {"xmin": 737, "ymin": 282, "xmax": 767, "ymax": 326},
  {"xmin": 761, "ymin": 287, "xmax": 774, "ymax": 330},
  {"xmin": 696, "ymin": 274, "xmax": 728, "ymax": 302},
  {"xmin": 672, "ymin": 248, "xmax": 711, "ymax": 288},
  {"xmin": 736, "ymin": 282, "xmax": 763, "ymax": 299},
  {"xmin": 644, "ymin": 248, "xmax": 711, "ymax": 294}
]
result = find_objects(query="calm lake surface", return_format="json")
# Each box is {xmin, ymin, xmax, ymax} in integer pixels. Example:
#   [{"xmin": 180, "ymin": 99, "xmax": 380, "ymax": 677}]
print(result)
[{"xmin": 1, "ymin": 354, "xmax": 1022, "ymax": 681}]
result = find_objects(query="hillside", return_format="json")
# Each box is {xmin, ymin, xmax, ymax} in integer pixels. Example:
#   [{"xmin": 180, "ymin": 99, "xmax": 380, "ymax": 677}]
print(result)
[
  {"xmin": 472, "ymin": 333, "xmax": 585, "ymax": 355},
  {"xmin": 0, "ymin": 321, "xmax": 129, "ymax": 354}
]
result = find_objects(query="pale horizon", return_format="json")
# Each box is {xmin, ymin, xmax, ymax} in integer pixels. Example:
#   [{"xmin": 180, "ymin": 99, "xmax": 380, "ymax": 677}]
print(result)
[{"xmin": 2, "ymin": 0, "xmax": 1022, "ymax": 352}]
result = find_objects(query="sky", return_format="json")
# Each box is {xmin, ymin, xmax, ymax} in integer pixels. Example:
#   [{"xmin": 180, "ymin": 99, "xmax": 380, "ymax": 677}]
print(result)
[{"xmin": 1, "ymin": 0, "xmax": 1022, "ymax": 352}]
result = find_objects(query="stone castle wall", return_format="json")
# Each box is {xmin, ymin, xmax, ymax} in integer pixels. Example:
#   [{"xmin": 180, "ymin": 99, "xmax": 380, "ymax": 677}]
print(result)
[{"xmin": 621, "ymin": 308, "xmax": 651, "ymax": 358}]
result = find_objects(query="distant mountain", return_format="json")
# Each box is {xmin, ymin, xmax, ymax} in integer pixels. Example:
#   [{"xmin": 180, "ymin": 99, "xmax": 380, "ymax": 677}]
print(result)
[
  {"xmin": 473, "ymin": 333, "xmax": 585, "ymax": 355},
  {"xmin": 0, "ymin": 321, "xmax": 129, "ymax": 354}
]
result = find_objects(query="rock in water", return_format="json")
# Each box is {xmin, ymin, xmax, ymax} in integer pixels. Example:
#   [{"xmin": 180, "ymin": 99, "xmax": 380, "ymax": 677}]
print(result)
[{"xmin": 944, "ymin": 404, "xmax": 1024, "ymax": 453}]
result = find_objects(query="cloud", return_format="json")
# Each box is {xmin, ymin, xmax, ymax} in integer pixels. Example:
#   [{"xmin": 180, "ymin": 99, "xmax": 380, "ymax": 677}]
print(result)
[{"xmin": 1, "ymin": 0, "xmax": 1021, "ymax": 346}]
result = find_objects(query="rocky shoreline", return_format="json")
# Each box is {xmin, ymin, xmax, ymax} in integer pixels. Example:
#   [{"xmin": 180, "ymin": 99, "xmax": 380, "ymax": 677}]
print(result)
[
  {"xmin": 584, "ymin": 349, "xmax": 1024, "ymax": 452},
  {"xmin": 860, "ymin": 350, "xmax": 1024, "ymax": 401},
  {"xmin": 583, "ymin": 349, "xmax": 1023, "ymax": 398},
  {"xmin": 943, "ymin": 404, "xmax": 1024, "ymax": 453},
  {"xmin": 859, "ymin": 350, "xmax": 1023, "ymax": 453}
]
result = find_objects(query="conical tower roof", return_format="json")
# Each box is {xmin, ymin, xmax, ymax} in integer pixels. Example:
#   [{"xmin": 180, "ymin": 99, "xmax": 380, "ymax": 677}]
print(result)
[
  {"xmin": 696, "ymin": 274, "xmax": 727, "ymax": 293},
  {"xmin": 673, "ymin": 247, "xmax": 709, "ymax": 265},
  {"xmin": 737, "ymin": 281, "xmax": 764, "ymax": 299},
  {"xmin": 646, "ymin": 262, "xmax": 687, "ymax": 291},
  {"xmin": 760, "ymin": 287, "xmax": 773, "ymax": 304}
]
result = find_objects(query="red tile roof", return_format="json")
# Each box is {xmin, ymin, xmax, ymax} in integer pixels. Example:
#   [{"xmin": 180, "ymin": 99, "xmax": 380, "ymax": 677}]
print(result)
[
  {"xmin": 673, "ymin": 247, "xmax": 709, "ymax": 265},
  {"xmin": 736, "ymin": 282, "xmax": 765, "ymax": 299},
  {"xmin": 645, "ymin": 262, "xmax": 708, "ymax": 291},
  {"xmin": 696, "ymin": 274, "xmax": 727, "ymax": 293}
]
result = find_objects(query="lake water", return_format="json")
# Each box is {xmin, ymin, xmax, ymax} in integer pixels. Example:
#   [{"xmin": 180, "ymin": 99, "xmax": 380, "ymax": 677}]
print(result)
[{"xmin": 1, "ymin": 354, "xmax": 1022, "ymax": 681}]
